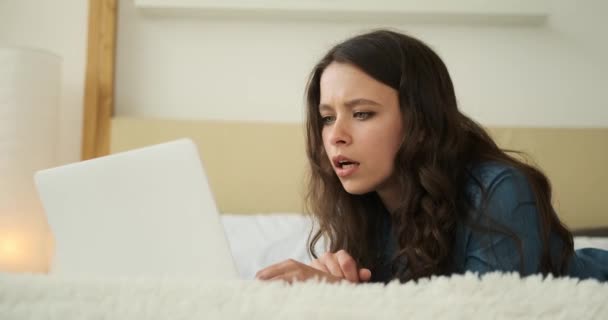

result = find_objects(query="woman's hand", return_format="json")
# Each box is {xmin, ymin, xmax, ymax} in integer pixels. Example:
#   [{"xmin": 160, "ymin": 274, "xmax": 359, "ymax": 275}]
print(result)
[
  {"xmin": 310, "ymin": 250, "xmax": 372, "ymax": 283},
  {"xmin": 255, "ymin": 250, "xmax": 371, "ymax": 284},
  {"xmin": 256, "ymin": 259, "xmax": 342, "ymax": 284}
]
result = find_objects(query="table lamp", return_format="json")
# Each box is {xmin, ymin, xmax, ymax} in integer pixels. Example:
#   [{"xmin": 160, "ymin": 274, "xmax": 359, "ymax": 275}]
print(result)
[{"xmin": 0, "ymin": 47, "xmax": 60, "ymax": 273}]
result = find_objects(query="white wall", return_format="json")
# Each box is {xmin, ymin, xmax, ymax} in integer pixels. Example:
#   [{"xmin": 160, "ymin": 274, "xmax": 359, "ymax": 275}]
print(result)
[
  {"xmin": 116, "ymin": 0, "xmax": 608, "ymax": 127},
  {"xmin": 0, "ymin": 0, "xmax": 88, "ymax": 164}
]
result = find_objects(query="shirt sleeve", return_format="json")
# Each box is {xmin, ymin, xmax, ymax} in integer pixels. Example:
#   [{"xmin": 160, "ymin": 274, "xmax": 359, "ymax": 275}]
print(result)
[{"xmin": 463, "ymin": 167, "xmax": 544, "ymax": 275}]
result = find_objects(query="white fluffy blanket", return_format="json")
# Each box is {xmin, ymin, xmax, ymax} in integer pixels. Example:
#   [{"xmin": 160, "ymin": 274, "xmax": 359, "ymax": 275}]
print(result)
[{"xmin": 1, "ymin": 273, "xmax": 606, "ymax": 319}]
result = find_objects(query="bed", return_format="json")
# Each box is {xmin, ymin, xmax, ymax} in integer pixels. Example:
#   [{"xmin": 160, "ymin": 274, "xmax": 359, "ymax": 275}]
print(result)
[{"xmin": 1, "ymin": 117, "xmax": 607, "ymax": 319}]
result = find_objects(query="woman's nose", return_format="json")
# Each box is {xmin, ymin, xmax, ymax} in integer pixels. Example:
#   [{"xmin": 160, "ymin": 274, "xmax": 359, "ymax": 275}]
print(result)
[{"xmin": 329, "ymin": 118, "xmax": 352, "ymax": 146}]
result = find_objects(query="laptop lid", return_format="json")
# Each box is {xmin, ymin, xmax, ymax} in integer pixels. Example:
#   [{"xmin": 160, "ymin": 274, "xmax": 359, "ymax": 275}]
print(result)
[{"xmin": 35, "ymin": 138, "xmax": 238, "ymax": 279}]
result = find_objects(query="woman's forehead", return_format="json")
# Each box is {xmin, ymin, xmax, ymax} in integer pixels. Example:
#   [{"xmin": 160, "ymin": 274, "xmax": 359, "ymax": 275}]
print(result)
[{"xmin": 319, "ymin": 63, "xmax": 397, "ymax": 107}]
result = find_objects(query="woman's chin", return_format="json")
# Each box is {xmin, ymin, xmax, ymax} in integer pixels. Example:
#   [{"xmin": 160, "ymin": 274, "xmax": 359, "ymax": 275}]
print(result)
[{"xmin": 341, "ymin": 182, "xmax": 374, "ymax": 195}]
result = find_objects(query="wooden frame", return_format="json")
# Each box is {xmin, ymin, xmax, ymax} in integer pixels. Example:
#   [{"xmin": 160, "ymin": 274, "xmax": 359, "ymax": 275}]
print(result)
[{"xmin": 81, "ymin": 0, "xmax": 117, "ymax": 160}]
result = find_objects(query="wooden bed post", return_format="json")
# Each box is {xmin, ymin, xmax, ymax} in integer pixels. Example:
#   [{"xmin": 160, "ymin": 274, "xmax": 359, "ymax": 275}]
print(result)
[{"xmin": 81, "ymin": 0, "xmax": 117, "ymax": 160}]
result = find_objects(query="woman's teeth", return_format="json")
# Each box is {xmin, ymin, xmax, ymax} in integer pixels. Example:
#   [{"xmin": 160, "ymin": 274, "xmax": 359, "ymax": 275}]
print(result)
[{"xmin": 338, "ymin": 161, "xmax": 359, "ymax": 168}]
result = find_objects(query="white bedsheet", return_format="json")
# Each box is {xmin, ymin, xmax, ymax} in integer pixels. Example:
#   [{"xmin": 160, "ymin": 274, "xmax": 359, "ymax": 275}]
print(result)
[
  {"xmin": 221, "ymin": 214, "xmax": 608, "ymax": 279},
  {"xmin": 221, "ymin": 214, "xmax": 324, "ymax": 279}
]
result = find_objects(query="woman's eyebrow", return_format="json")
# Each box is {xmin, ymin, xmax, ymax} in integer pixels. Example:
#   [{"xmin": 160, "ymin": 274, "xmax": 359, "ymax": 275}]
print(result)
[
  {"xmin": 319, "ymin": 104, "xmax": 333, "ymax": 112},
  {"xmin": 319, "ymin": 98, "xmax": 382, "ymax": 111},
  {"xmin": 344, "ymin": 98, "xmax": 382, "ymax": 108}
]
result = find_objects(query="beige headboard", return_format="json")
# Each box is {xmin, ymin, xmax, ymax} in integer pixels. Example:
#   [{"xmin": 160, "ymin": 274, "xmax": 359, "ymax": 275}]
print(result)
[{"xmin": 110, "ymin": 117, "xmax": 608, "ymax": 229}]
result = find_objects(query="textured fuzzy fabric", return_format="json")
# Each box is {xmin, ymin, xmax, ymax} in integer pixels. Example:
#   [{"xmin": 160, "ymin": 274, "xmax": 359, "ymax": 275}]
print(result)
[{"xmin": 1, "ymin": 272, "xmax": 607, "ymax": 319}]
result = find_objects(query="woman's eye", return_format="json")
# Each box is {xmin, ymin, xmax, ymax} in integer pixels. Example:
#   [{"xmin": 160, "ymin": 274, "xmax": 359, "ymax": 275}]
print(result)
[
  {"xmin": 354, "ymin": 112, "xmax": 373, "ymax": 120},
  {"xmin": 321, "ymin": 115, "xmax": 336, "ymax": 125}
]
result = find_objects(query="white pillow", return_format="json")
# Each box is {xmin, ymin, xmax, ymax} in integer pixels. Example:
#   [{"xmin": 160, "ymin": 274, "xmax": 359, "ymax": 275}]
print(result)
[{"xmin": 574, "ymin": 236, "xmax": 608, "ymax": 251}]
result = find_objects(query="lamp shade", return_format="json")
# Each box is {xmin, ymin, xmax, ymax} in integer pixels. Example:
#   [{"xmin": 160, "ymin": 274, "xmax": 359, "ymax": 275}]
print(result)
[{"xmin": 0, "ymin": 47, "xmax": 61, "ymax": 273}]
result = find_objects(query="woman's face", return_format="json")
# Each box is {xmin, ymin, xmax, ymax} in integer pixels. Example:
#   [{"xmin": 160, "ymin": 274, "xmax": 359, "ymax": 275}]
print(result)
[{"xmin": 319, "ymin": 62, "xmax": 404, "ymax": 196}]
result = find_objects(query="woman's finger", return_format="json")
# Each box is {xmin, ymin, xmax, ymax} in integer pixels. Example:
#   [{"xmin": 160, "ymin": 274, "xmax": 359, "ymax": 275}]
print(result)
[
  {"xmin": 255, "ymin": 259, "xmax": 299, "ymax": 280},
  {"xmin": 359, "ymin": 268, "xmax": 372, "ymax": 282},
  {"xmin": 335, "ymin": 250, "xmax": 359, "ymax": 282},
  {"xmin": 269, "ymin": 266, "xmax": 340, "ymax": 284},
  {"xmin": 310, "ymin": 258, "xmax": 329, "ymax": 273},
  {"xmin": 269, "ymin": 271, "xmax": 300, "ymax": 284},
  {"xmin": 319, "ymin": 252, "xmax": 345, "ymax": 279}
]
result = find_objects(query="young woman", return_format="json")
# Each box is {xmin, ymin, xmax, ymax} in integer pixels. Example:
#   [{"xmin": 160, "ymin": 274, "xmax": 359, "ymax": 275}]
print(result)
[{"xmin": 256, "ymin": 30, "xmax": 608, "ymax": 284}]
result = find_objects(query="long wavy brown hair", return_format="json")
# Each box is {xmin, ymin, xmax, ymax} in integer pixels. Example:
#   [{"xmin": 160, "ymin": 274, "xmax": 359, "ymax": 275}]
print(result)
[{"xmin": 305, "ymin": 29, "xmax": 574, "ymax": 282}]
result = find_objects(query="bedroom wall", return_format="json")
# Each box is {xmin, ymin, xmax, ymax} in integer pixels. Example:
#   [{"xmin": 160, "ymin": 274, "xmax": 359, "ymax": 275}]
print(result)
[
  {"xmin": 115, "ymin": 0, "xmax": 608, "ymax": 127},
  {"xmin": 0, "ymin": 0, "xmax": 88, "ymax": 164}
]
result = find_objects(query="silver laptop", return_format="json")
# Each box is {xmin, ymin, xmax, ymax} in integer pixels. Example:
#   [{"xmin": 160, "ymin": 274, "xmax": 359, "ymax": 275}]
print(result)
[{"xmin": 35, "ymin": 138, "xmax": 238, "ymax": 279}]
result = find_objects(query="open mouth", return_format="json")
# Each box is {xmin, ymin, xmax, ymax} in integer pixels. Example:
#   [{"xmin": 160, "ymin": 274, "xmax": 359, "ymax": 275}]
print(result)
[
  {"xmin": 332, "ymin": 156, "xmax": 360, "ymax": 177},
  {"xmin": 336, "ymin": 159, "xmax": 360, "ymax": 169}
]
